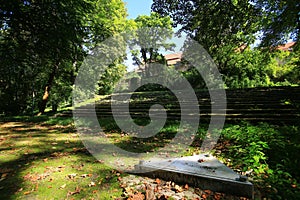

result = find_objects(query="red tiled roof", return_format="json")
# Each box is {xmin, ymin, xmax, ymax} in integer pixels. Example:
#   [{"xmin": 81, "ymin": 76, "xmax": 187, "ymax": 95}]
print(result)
[{"xmin": 164, "ymin": 52, "xmax": 183, "ymax": 65}]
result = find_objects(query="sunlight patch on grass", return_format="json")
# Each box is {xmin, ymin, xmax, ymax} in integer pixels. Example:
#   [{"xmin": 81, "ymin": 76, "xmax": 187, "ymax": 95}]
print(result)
[{"xmin": 0, "ymin": 118, "xmax": 124, "ymax": 200}]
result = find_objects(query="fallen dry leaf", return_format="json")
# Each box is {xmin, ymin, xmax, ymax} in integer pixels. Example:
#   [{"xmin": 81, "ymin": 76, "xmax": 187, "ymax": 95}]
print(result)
[
  {"xmin": 155, "ymin": 178, "xmax": 161, "ymax": 185},
  {"xmin": 80, "ymin": 174, "xmax": 88, "ymax": 178},
  {"xmin": 125, "ymin": 187, "xmax": 135, "ymax": 196},
  {"xmin": 35, "ymin": 183, "xmax": 38, "ymax": 191},
  {"xmin": 214, "ymin": 193, "xmax": 222, "ymax": 200},
  {"xmin": 1, "ymin": 173, "xmax": 8, "ymax": 178},
  {"xmin": 174, "ymin": 184, "xmax": 183, "ymax": 193},
  {"xmin": 128, "ymin": 192, "xmax": 145, "ymax": 200},
  {"xmin": 88, "ymin": 181, "xmax": 96, "ymax": 187},
  {"xmin": 184, "ymin": 184, "xmax": 189, "ymax": 190},
  {"xmin": 154, "ymin": 186, "xmax": 160, "ymax": 193},
  {"xmin": 68, "ymin": 186, "xmax": 81, "ymax": 195},
  {"xmin": 145, "ymin": 184, "xmax": 155, "ymax": 200},
  {"xmin": 67, "ymin": 173, "xmax": 77, "ymax": 179},
  {"xmin": 23, "ymin": 191, "xmax": 31, "ymax": 195},
  {"xmin": 59, "ymin": 183, "xmax": 67, "ymax": 189}
]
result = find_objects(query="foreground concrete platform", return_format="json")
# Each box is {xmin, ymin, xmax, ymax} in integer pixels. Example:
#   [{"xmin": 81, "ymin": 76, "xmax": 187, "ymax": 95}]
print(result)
[{"xmin": 132, "ymin": 154, "xmax": 254, "ymax": 199}]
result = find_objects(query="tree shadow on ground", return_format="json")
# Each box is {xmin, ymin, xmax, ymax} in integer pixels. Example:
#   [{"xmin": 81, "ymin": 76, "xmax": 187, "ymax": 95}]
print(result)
[{"xmin": 0, "ymin": 119, "xmax": 123, "ymax": 200}]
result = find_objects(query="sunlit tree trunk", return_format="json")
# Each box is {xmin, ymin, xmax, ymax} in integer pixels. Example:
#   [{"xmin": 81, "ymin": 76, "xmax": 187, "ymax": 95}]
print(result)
[{"xmin": 38, "ymin": 61, "xmax": 60, "ymax": 115}]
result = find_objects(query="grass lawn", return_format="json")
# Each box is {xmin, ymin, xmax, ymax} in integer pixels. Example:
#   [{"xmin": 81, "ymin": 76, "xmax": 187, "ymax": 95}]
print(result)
[
  {"xmin": 0, "ymin": 116, "xmax": 123, "ymax": 200},
  {"xmin": 1, "ymin": 114, "xmax": 299, "ymax": 199}
]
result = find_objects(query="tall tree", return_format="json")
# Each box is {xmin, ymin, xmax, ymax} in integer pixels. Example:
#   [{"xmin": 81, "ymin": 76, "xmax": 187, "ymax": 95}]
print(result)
[
  {"xmin": 254, "ymin": 0, "xmax": 300, "ymax": 47},
  {"xmin": 151, "ymin": 0, "xmax": 262, "ymax": 74},
  {"xmin": 151, "ymin": 0, "xmax": 300, "ymax": 88},
  {"xmin": 0, "ymin": 0, "xmax": 128, "ymax": 114},
  {"xmin": 131, "ymin": 12, "xmax": 174, "ymax": 77},
  {"xmin": 152, "ymin": 0, "xmax": 300, "ymax": 48}
]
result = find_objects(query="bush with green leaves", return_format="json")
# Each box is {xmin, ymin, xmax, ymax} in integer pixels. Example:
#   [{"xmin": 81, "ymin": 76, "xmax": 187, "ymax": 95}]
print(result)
[
  {"xmin": 218, "ymin": 122, "xmax": 300, "ymax": 198},
  {"xmin": 220, "ymin": 123, "xmax": 280, "ymax": 174},
  {"xmin": 222, "ymin": 47, "xmax": 299, "ymax": 89}
]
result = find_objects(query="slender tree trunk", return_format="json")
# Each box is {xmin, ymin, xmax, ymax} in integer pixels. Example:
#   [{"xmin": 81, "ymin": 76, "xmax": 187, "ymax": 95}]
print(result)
[
  {"xmin": 38, "ymin": 61, "xmax": 60, "ymax": 115},
  {"xmin": 141, "ymin": 48, "xmax": 149, "ymax": 77}
]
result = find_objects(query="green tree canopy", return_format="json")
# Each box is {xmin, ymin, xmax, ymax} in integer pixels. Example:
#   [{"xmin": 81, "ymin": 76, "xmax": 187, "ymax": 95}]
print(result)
[
  {"xmin": 130, "ymin": 12, "xmax": 174, "ymax": 77},
  {"xmin": 152, "ymin": 0, "xmax": 299, "ymax": 48},
  {"xmin": 152, "ymin": 0, "xmax": 263, "ymax": 77},
  {"xmin": 0, "ymin": 0, "xmax": 128, "ymax": 114},
  {"xmin": 152, "ymin": 0, "xmax": 261, "ymax": 52},
  {"xmin": 151, "ymin": 0, "xmax": 299, "ymax": 88},
  {"xmin": 254, "ymin": 0, "xmax": 300, "ymax": 47}
]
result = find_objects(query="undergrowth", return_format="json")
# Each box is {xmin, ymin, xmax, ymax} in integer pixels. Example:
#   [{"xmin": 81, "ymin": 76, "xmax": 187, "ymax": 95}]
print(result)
[{"xmin": 214, "ymin": 122, "xmax": 300, "ymax": 199}]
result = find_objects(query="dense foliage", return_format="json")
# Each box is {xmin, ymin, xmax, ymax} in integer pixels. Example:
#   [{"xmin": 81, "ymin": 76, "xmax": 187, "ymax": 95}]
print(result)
[
  {"xmin": 130, "ymin": 12, "xmax": 174, "ymax": 78},
  {"xmin": 0, "ymin": 0, "xmax": 128, "ymax": 115},
  {"xmin": 152, "ymin": 0, "xmax": 300, "ymax": 49},
  {"xmin": 152, "ymin": 0, "xmax": 300, "ymax": 89},
  {"xmin": 218, "ymin": 122, "xmax": 300, "ymax": 199},
  {"xmin": 1, "ymin": 0, "xmax": 299, "ymax": 114},
  {"xmin": 222, "ymin": 46, "xmax": 300, "ymax": 88}
]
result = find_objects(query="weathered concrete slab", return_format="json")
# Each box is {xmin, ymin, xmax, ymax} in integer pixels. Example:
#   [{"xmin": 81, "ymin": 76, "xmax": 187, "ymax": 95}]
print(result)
[{"xmin": 132, "ymin": 154, "xmax": 254, "ymax": 199}]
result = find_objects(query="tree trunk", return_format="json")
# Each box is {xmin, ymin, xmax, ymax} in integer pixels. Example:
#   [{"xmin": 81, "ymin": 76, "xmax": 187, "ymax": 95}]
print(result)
[
  {"xmin": 141, "ymin": 48, "xmax": 149, "ymax": 77},
  {"xmin": 38, "ymin": 61, "xmax": 60, "ymax": 115}
]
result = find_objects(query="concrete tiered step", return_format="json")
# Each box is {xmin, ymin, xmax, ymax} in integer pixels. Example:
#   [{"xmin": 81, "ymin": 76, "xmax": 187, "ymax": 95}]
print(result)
[{"xmin": 70, "ymin": 86, "xmax": 300, "ymax": 123}]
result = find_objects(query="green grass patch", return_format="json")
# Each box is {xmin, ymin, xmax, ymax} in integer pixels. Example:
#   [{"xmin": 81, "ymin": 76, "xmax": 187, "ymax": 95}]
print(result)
[
  {"xmin": 0, "ymin": 116, "xmax": 123, "ymax": 200},
  {"xmin": 1, "ymin": 114, "xmax": 299, "ymax": 199}
]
